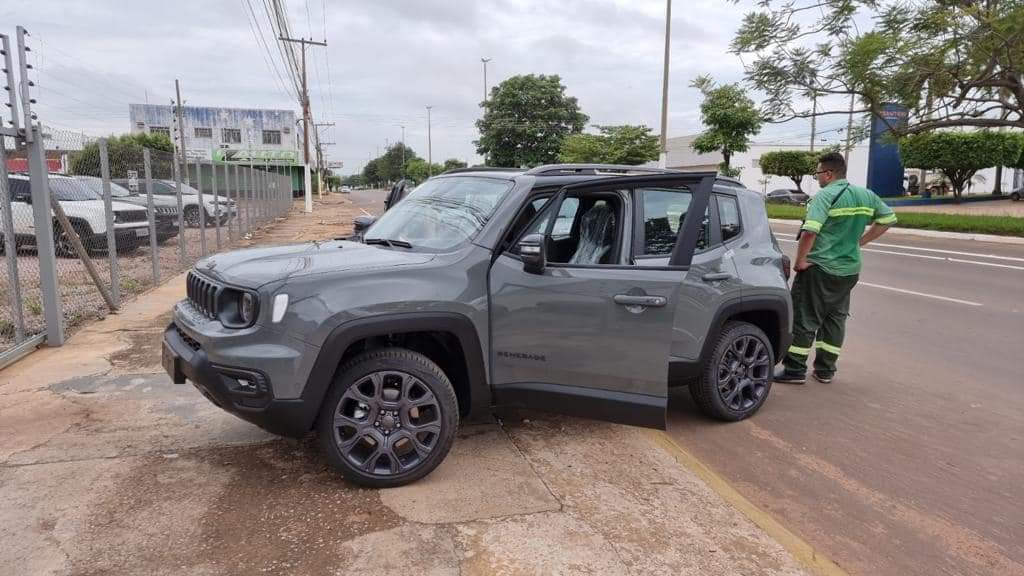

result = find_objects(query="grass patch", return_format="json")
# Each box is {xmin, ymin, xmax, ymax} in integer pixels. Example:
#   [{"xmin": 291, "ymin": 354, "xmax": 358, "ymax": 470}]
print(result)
[{"xmin": 765, "ymin": 203, "xmax": 1024, "ymax": 237}]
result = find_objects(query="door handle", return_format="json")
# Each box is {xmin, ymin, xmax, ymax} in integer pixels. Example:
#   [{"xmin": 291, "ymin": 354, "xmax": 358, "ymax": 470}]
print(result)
[
  {"xmin": 614, "ymin": 294, "xmax": 667, "ymax": 307},
  {"xmin": 702, "ymin": 272, "xmax": 733, "ymax": 282}
]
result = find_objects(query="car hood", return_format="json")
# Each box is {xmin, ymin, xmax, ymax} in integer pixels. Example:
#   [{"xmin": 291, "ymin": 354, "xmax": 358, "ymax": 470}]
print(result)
[{"xmin": 194, "ymin": 240, "xmax": 435, "ymax": 287}]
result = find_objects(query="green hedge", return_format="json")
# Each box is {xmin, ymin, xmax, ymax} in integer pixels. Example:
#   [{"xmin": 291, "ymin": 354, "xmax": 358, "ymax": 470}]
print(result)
[{"xmin": 765, "ymin": 204, "xmax": 1024, "ymax": 237}]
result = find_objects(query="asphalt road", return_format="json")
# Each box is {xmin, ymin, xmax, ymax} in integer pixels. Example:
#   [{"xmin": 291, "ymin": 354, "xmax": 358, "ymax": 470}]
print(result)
[
  {"xmin": 670, "ymin": 221, "xmax": 1024, "ymax": 576},
  {"xmin": 346, "ymin": 190, "xmax": 1023, "ymax": 575}
]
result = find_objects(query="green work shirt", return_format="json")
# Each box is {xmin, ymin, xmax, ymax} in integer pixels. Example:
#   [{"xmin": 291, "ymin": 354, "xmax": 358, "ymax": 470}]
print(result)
[{"xmin": 801, "ymin": 179, "xmax": 897, "ymax": 276}]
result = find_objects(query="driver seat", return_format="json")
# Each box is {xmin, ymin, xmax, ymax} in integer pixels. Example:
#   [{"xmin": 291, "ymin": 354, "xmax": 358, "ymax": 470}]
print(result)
[{"xmin": 569, "ymin": 202, "xmax": 616, "ymax": 265}]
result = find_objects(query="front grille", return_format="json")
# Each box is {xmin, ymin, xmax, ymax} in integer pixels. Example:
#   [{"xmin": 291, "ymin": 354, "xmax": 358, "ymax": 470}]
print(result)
[
  {"xmin": 156, "ymin": 206, "xmax": 178, "ymax": 215},
  {"xmin": 186, "ymin": 271, "xmax": 221, "ymax": 319},
  {"xmin": 115, "ymin": 210, "xmax": 148, "ymax": 223},
  {"xmin": 176, "ymin": 324, "xmax": 201, "ymax": 351}
]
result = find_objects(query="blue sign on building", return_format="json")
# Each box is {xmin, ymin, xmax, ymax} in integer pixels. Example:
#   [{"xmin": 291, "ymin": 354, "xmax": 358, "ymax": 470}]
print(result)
[{"xmin": 866, "ymin": 103, "xmax": 909, "ymax": 197}]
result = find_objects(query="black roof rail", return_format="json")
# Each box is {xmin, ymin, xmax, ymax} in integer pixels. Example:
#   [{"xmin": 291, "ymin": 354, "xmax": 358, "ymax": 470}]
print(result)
[
  {"xmin": 441, "ymin": 166, "xmax": 524, "ymax": 175},
  {"xmin": 525, "ymin": 163, "xmax": 682, "ymax": 176},
  {"xmin": 714, "ymin": 175, "xmax": 746, "ymax": 188}
]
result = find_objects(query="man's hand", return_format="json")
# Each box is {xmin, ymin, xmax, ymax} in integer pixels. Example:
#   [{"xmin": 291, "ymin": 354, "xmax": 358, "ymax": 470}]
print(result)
[
  {"xmin": 860, "ymin": 222, "xmax": 892, "ymax": 246},
  {"xmin": 794, "ymin": 259, "xmax": 813, "ymax": 272}
]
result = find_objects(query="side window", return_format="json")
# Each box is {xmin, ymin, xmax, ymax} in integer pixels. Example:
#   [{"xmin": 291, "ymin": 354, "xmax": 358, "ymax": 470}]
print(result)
[
  {"xmin": 529, "ymin": 197, "xmax": 579, "ymax": 238},
  {"xmin": 9, "ymin": 179, "xmax": 31, "ymax": 202},
  {"xmin": 638, "ymin": 188, "xmax": 708, "ymax": 256},
  {"xmin": 717, "ymin": 195, "xmax": 741, "ymax": 242}
]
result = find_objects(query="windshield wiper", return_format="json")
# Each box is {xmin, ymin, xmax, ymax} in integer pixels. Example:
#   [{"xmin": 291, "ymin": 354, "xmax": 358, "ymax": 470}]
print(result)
[{"xmin": 364, "ymin": 238, "xmax": 413, "ymax": 249}]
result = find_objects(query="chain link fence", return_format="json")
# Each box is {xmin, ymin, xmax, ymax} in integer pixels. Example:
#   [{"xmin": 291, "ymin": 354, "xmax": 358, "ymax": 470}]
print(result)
[{"xmin": 1, "ymin": 126, "xmax": 295, "ymax": 366}]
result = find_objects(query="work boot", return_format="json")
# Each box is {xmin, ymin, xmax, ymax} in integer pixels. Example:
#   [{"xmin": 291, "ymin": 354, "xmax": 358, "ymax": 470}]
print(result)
[
  {"xmin": 773, "ymin": 367, "xmax": 806, "ymax": 385},
  {"xmin": 812, "ymin": 372, "xmax": 834, "ymax": 384}
]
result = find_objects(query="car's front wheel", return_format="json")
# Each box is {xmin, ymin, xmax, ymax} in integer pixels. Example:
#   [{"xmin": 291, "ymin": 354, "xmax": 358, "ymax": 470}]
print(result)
[
  {"xmin": 1011, "ymin": 191, "xmax": 1021, "ymax": 202},
  {"xmin": 317, "ymin": 348, "xmax": 459, "ymax": 488},
  {"xmin": 690, "ymin": 321, "xmax": 774, "ymax": 421}
]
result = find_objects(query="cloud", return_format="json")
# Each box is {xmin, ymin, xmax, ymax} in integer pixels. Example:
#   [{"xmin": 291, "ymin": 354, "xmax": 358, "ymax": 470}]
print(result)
[{"xmin": 3, "ymin": 0, "xmax": 758, "ymax": 173}]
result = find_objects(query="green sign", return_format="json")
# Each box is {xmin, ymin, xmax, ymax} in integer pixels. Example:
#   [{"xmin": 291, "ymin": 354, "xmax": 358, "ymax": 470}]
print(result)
[{"xmin": 212, "ymin": 149, "xmax": 300, "ymax": 165}]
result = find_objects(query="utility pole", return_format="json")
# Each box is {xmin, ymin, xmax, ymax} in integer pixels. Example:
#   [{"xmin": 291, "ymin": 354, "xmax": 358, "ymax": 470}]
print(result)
[
  {"xmin": 843, "ymin": 93, "xmax": 855, "ymax": 163},
  {"xmin": 481, "ymin": 58, "xmax": 491, "ymax": 166},
  {"xmin": 658, "ymin": 0, "xmax": 672, "ymax": 169},
  {"xmin": 481, "ymin": 58, "xmax": 491, "ymax": 105},
  {"xmin": 426, "ymin": 105, "xmax": 433, "ymax": 177},
  {"xmin": 395, "ymin": 125, "xmax": 406, "ymax": 178},
  {"xmin": 174, "ymin": 80, "xmax": 188, "ymax": 184},
  {"xmin": 314, "ymin": 122, "xmax": 334, "ymax": 198},
  {"xmin": 279, "ymin": 35, "xmax": 327, "ymax": 213},
  {"xmin": 809, "ymin": 92, "xmax": 818, "ymax": 152}
]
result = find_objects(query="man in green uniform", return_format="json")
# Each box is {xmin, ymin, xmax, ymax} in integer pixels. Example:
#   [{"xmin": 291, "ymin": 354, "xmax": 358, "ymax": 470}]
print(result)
[{"xmin": 775, "ymin": 152, "xmax": 897, "ymax": 384}]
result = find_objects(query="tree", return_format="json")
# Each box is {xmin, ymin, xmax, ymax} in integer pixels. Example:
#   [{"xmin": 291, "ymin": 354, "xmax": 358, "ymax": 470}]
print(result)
[
  {"xmin": 362, "ymin": 158, "xmax": 381, "ymax": 187},
  {"xmin": 900, "ymin": 131, "xmax": 1023, "ymax": 201},
  {"xmin": 758, "ymin": 150, "xmax": 819, "ymax": 193},
  {"xmin": 475, "ymin": 74, "xmax": 588, "ymax": 167},
  {"xmin": 70, "ymin": 133, "xmax": 175, "ymax": 178},
  {"xmin": 443, "ymin": 158, "xmax": 468, "ymax": 172},
  {"xmin": 377, "ymin": 143, "xmax": 419, "ymax": 183},
  {"xmin": 559, "ymin": 124, "xmax": 660, "ymax": 165},
  {"xmin": 731, "ymin": 1, "xmax": 1023, "ymax": 135},
  {"xmin": 690, "ymin": 76, "xmax": 762, "ymax": 174},
  {"xmin": 404, "ymin": 158, "xmax": 444, "ymax": 183}
]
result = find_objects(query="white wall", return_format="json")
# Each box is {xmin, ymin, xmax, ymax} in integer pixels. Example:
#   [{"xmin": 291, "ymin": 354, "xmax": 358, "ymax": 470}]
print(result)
[{"xmin": 665, "ymin": 134, "xmax": 1015, "ymax": 197}]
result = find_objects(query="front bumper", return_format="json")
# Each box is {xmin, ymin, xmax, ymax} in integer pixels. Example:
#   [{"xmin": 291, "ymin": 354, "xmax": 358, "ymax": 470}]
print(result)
[{"xmin": 162, "ymin": 321, "xmax": 319, "ymax": 437}]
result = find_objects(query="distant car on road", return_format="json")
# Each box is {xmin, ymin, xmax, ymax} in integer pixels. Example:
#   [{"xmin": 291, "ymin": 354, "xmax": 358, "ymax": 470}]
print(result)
[
  {"xmin": 765, "ymin": 189, "xmax": 809, "ymax": 205},
  {"xmin": 340, "ymin": 185, "xmax": 352, "ymax": 193}
]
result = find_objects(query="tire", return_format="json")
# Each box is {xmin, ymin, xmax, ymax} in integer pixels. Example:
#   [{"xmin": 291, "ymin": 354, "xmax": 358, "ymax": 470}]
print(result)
[
  {"xmin": 317, "ymin": 347, "xmax": 459, "ymax": 488},
  {"xmin": 184, "ymin": 205, "xmax": 201, "ymax": 228},
  {"xmin": 54, "ymin": 221, "xmax": 94, "ymax": 258},
  {"xmin": 690, "ymin": 321, "xmax": 774, "ymax": 422},
  {"xmin": 1011, "ymin": 192, "xmax": 1021, "ymax": 202}
]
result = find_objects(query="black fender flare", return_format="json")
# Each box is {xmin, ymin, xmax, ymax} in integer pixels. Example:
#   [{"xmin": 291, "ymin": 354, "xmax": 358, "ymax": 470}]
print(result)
[
  {"xmin": 670, "ymin": 296, "xmax": 791, "ymax": 384},
  {"xmin": 301, "ymin": 312, "xmax": 491, "ymax": 428}
]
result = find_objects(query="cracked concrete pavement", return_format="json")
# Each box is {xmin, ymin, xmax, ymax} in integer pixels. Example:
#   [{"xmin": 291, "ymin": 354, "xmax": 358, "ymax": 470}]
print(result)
[{"xmin": 1, "ymin": 194, "xmax": 817, "ymax": 576}]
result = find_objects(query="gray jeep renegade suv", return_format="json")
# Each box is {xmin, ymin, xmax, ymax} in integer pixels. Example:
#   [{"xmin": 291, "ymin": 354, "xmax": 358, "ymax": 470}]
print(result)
[{"xmin": 162, "ymin": 164, "xmax": 792, "ymax": 487}]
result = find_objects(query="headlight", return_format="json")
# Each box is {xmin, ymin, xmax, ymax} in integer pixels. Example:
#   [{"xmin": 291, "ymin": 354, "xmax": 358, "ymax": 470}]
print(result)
[
  {"xmin": 217, "ymin": 288, "xmax": 259, "ymax": 328},
  {"xmin": 240, "ymin": 292, "xmax": 256, "ymax": 325}
]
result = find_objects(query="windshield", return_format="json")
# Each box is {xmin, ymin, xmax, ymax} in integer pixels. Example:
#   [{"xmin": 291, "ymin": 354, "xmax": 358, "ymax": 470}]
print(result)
[
  {"xmin": 50, "ymin": 178, "xmax": 100, "ymax": 201},
  {"xmin": 158, "ymin": 180, "xmax": 199, "ymax": 195},
  {"xmin": 77, "ymin": 176, "xmax": 132, "ymax": 198},
  {"xmin": 365, "ymin": 176, "xmax": 512, "ymax": 251}
]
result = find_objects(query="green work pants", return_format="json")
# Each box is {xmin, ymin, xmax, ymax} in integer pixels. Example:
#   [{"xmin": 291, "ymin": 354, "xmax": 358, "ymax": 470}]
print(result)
[{"xmin": 782, "ymin": 265, "xmax": 859, "ymax": 376}]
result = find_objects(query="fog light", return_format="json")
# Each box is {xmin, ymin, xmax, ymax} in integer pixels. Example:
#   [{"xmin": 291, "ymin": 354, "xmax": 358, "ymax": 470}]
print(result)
[{"xmin": 272, "ymin": 293, "xmax": 289, "ymax": 323}]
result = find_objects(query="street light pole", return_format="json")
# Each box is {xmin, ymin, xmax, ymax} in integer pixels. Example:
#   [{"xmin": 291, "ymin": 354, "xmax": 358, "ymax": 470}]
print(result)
[
  {"xmin": 481, "ymin": 57, "xmax": 492, "ymax": 166},
  {"xmin": 659, "ymin": 0, "xmax": 672, "ymax": 169},
  {"xmin": 426, "ymin": 105, "xmax": 433, "ymax": 177}
]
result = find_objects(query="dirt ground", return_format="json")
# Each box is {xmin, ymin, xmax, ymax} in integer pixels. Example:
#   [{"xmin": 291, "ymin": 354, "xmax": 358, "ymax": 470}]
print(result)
[{"xmin": 0, "ymin": 193, "xmax": 821, "ymax": 576}]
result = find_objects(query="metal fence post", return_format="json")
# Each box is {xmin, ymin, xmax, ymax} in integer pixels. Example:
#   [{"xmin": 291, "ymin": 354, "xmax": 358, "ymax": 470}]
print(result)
[
  {"xmin": 196, "ymin": 159, "xmax": 207, "ymax": 257},
  {"xmin": 225, "ymin": 163, "xmax": 234, "ymax": 244},
  {"xmin": 174, "ymin": 157, "xmax": 186, "ymax": 267},
  {"xmin": 98, "ymin": 138, "xmax": 120, "ymax": 307},
  {"xmin": 143, "ymin": 149, "xmax": 159, "ymax": 283},
  {"xmin": 212, "ymin": 160, "xmax": 221, "ymax": 250},
  {"xmin": 26, "ymin": 124, "xmax": 64, "ymax": 345},
  {"xmin": 0, "ymin": 140, "xmax": 25, "ymax": 342}
]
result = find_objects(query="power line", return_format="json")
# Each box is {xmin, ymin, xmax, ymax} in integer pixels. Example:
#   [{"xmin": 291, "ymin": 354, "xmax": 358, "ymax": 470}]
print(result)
[{"xmin": 241, "ymin": 0, "xmax": 297, "ymax": 102}]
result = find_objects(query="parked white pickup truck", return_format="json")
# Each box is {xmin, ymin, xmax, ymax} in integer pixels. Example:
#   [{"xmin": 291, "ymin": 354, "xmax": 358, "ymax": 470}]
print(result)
[{"xmin": 1, "ymin": 174, "xmax": 151, "ymax": 256}]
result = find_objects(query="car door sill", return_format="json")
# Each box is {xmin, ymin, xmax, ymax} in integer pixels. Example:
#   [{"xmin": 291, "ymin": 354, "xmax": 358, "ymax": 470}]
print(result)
[{"xmin": 492, "ymin": 382, "xmax": 666, "ymax": 429}]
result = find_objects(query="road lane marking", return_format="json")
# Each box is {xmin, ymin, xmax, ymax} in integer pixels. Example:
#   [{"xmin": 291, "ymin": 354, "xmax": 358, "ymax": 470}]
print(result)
[
  {"xmin": 648, "ymin": 430, "xmax": 850, "ymax": 576},
  {"xmin": 777, "ymin": 239, "xmax": 1024, "ymax": 271},
  {"xmin": 359, "ymin": 207, "xmax": 372, "ymax": 217},
  {"xmin": 868, "ymin": 242, "xmax": 1024, "ymax": 262},
  {"xmin": 858, "ymin": 282, "xmax": 983, "ymax": 306}
]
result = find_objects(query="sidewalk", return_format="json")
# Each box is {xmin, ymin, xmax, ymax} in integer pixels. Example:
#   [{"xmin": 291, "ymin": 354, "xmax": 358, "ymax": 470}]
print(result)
[{"xmin": 1, "ymin": 195, "xmax": 819, "ymax": 576}]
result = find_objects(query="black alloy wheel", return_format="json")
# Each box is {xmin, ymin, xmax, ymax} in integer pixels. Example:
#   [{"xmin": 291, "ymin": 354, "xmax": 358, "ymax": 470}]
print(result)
[
  {"xmin": 318, "ymin": 348, "xmax": 458, "ymax": 488},
  {"xmin": 691, "ymin": 321, "xmax": 774, "ymax": 421}
]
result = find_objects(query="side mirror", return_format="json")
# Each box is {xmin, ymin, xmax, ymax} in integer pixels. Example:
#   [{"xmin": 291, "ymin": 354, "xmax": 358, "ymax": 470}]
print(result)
[
  {"xmin": 353, "ymin": 215, "xmax": 376, "ymax": 233},
  {"xmin": 518, "ymin": 233, "xmax": 546, "ymax": 275}
]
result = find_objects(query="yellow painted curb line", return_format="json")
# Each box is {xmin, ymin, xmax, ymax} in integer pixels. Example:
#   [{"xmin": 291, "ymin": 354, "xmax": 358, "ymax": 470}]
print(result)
[{"xmin": 646, "ymin": 430, "xmax": 849, "ymax": 576}]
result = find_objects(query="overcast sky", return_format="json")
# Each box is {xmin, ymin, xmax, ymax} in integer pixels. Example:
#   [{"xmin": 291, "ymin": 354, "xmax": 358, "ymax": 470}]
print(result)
[{"xmin": 3, "ymin": 0, "xmax": 841, "ymax": 174}]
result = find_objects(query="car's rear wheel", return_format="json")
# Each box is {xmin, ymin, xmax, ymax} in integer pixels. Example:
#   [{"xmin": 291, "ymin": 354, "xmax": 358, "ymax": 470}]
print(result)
[
  {"xmin": 1011, "ymin": 191, "xmax": 1021, "ymax": 202},
  {"xmin": 691, "ymin": 321, "xmax": 773, "ymax": 421},
  {"xmin": 317, "ymin": 347, "xmax": 459, "ymax": 488},
  {"xmin": 184, "ymin": 205, "xmax": 201, "ymax": 227}
]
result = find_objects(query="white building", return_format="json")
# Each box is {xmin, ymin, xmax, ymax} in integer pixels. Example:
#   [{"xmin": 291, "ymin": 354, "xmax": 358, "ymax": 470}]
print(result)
[{"xmin": 664, "ymin": 134, "xmax": 1018, "ymax": 196}]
